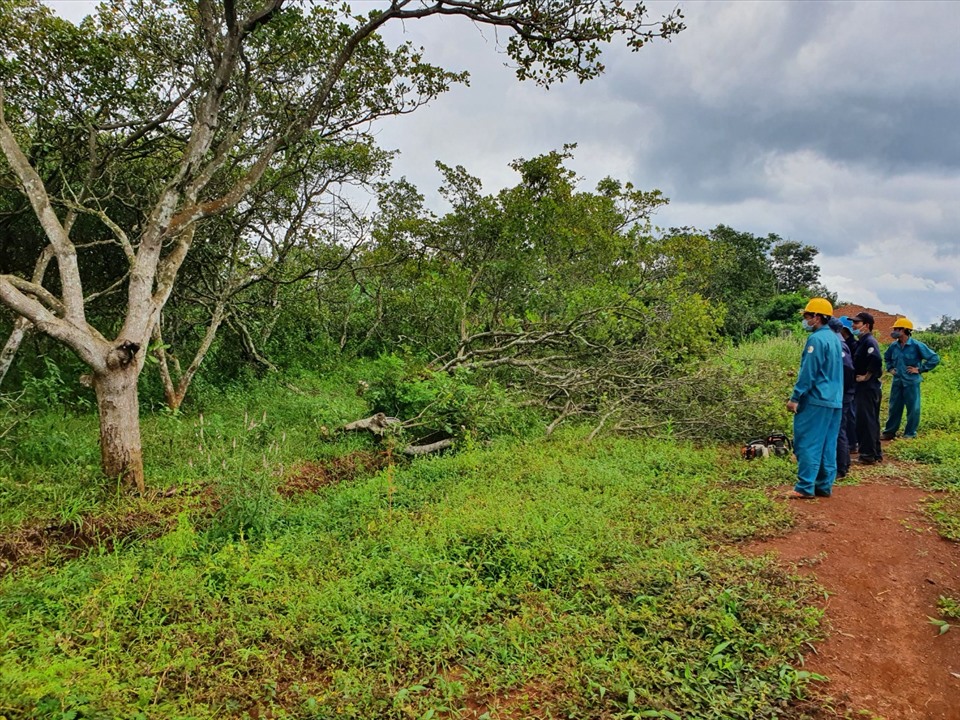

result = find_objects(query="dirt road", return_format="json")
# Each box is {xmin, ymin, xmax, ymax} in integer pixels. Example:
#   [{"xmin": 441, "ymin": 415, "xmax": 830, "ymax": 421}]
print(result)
[{"xmin": 751, "ymin": 478, "xmax": 960, "ymax": 719}]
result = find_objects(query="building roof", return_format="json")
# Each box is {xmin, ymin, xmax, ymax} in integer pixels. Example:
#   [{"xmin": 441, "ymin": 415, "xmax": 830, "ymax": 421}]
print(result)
[{"xmin": 834, "ymin": 304, "xmax": 905, "ymax": 338}]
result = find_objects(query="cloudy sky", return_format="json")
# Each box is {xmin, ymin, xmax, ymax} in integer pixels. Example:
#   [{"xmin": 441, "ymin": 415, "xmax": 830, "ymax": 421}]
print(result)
[{"xmin": 49, "ymin": 1, "xmax": 960, "ymax": 327}]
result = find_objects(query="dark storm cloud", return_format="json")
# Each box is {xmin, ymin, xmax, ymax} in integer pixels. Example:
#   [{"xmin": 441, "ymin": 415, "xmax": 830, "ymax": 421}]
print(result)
[
  {"xmin": 48, "ymin": 0, "xmax": 960, "ymax": 326},
  {"xmin": 597, "ymin": 1, "xmax": 960, "ymax": 205}
]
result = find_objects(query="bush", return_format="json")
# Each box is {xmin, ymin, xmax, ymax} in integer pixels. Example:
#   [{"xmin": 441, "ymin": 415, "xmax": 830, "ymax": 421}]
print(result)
[
  {"xmin": 20, "ymin": 357, "xmax": 94, "ymax": 412},
  {"xmin": 363, "ymin": 354, "xmax": 541, "ymax": 441}
]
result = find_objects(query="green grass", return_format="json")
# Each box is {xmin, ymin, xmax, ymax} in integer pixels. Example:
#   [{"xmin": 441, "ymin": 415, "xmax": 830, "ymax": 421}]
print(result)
[
  {"xmin": 3, "ymin": 334, "xmax": 958, "ymax": 719},
  {"xmin": 881, "ymin": 335, "xmax": 960, "ymax": 540},
  {"xmin": 0, "ymin": 422, "xmax": 821, "ymax": 719}
]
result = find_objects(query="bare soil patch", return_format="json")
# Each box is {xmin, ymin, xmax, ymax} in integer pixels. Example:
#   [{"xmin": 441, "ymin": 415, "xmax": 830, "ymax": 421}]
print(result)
[
  {"xmin": 0, "ymin": 451, "xmax": 388, "ymax": 576},
  {"xmin": 278, "ymin": 450, "xmax": 388, "ymax": 497},
  {"xmin": 0, "ymin": 501, "xmax": 183, "ymax": 576},
  {"xmin": 750, "ymin": 477, "xmax": 960, "ymax": 719}
]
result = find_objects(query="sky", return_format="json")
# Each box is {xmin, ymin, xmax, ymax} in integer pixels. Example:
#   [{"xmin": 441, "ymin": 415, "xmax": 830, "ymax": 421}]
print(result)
[{"xmin": 47, "ymin": 0, "xmax": 960, "ymax": 328}]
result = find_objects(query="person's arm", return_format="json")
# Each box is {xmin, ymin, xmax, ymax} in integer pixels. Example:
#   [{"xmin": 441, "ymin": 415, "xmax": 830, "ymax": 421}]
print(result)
[
  {"xmin": 868, "ymin": 340, "xmax": 883, "ymax": 377},
  {"xmin": 789, "ymin": 340, "xmax": 817, "ymax": 405},
  {"xmin": 856, "ymin": 339, "xmax": 881, "ymax": 381},
  {"xmin": 884, "ymin": 343, "xmax": 895, "ymax": 373},
  {"xmin": 917, "ymin": 342, "xmax": 940, "ymax": 373}
]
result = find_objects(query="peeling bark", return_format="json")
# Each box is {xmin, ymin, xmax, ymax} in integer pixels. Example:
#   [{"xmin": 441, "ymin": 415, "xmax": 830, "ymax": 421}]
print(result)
[
  {"xmin": 93, "ymin": 364, "xmax": 144, "ymax": 494},
  {"xmin": 0, "ymin": 317, "xmax": 31, "ymax": 388}
]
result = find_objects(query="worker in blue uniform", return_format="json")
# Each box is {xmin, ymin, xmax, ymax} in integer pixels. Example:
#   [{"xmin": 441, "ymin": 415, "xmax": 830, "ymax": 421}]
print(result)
[
  {"xmin": 882, "ymin": 317, "xmax": 940, "ymax": 439},
  {"xmin": 837, "ymin": 315, "xmax": 859, "ymax": 453},
  {"xmin": 828, "ymin": 317, "xmax": 856, "ymax": 477},
  {"xmin": 786, "ymin": 298, "xmax": 844, "ymax": 499},
  {"xmin": 838, "ymin": 315, "xmax": 859, "ymax": 355},
  {"xmin": 851, "ymin": 312, "xmax": 883, "ymax": 464}
]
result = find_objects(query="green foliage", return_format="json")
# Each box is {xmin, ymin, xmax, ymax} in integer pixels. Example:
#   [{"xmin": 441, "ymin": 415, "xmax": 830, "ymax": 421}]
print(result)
[
  {"xmin": 701, "ymin": 225, "xmax": 778, "ymax": 338},
  {"xmin": 16, "ymin": 357, "xmax": 94, "ymax": 412},
  {"xmin": 925, "ymin": 316, "xmax": 960, "ymax": 334},
  {"xmin": 0, "ymin": 430, "xmax": 820, "ymax": 719},
  {"xmin": 913, "ymin": 330, "xmax": 960, "ymax": 355},
  {"xmin": 769, "ymin": 240, "xmax": 821, "ymax": 295},
  {"xmin": 362, "ymin": 354, "xmax": 540, "ymax": 440},
  {"xmin": 938, "ymin": 596, "xmax": 960, "ymax": 621},
  {"xmin": 887, "ymin": 433, "xmax": 960, "ymax": 489},
  {"xmin": 654, "ymin": 334, "xmax": 798, "ymax": 442},
  {"xmin": 11, "ymin": 329, "xmax": 960, "ymax": 716}
]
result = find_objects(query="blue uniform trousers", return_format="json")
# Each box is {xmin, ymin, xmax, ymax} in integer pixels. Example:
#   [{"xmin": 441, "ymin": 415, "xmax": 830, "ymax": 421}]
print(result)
[
  {"xmin": 844, "ymin": 394, "xmax": 857, "ymax": 452},
  {"xmin": 883, "ymin": 381, "xmax": 922, "ymax": 438},
  {"xmin": 794, "ymin": 402, "xmax": 842, "ymax": 496},
  {"xmin": 855, "ymin": 383, "xmax": 883, "ymax": 461},
  {"xmin": 836, "ymin": 392, "xmax": 855, "ymax": 476}
]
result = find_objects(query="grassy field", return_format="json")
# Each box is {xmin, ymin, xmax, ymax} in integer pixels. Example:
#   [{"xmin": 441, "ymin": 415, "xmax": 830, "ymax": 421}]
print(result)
[{"xmin": 0, "ymin": 334, "xmax": 957, "ymax": 719}]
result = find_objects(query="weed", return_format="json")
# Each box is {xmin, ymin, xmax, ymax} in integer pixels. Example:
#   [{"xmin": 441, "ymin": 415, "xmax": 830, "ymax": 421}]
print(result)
[{"xmin": 938, "ymin": 595, "xmax": 960, "ymax": 621}]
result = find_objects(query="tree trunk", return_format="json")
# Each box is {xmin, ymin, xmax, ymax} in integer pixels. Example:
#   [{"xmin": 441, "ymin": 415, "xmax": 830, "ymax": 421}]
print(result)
[
  {"xmin": 0, "ymin": 316, "xmax": 31, "ymax": 388},
  {"xmin": 93, "ymin": 365, "xmax": 145, "ymax": 494}
]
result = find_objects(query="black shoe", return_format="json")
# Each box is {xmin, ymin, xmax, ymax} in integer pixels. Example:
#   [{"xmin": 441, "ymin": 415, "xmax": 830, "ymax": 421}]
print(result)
[
  {"xmin": 837, "ymin": 470, "xmax": 848, "ymax": 478},
  {"xmin": 815, "ymin": 490, "xmax": 832, "ymax": 497},
  {"xmin": 857, "ymin": 456, "xmax": 878, "ymax": 465},
  {"xmin": 881, "ymin": 432, "xmax": 896, "ymax": 441}
]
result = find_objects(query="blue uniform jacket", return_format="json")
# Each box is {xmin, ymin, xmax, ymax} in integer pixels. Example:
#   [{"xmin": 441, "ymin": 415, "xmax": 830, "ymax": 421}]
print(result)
[
  {"xmin": 845, "ymin": 336, "xmax": 859, "ymax": 357},
  {"xmin": 839, "ymin": 332, "xmax": 855, "ymax": 395},
  {"xmin": 853, "ymin": 332, "xmax": 883, "ymax": 388},
  {"xmin": 884, "ymin": 337, "xmax": 940, "ymax": 385},
  {"xmin": 790, "ymin": 326, "xmax": 844, "ymax": 408}
]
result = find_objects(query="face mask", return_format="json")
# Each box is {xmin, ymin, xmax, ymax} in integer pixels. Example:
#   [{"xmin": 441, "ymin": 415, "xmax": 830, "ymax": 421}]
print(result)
[
  {"xmin": 891, "ymin": 330, "xmax": 902, "ymax": 339},
  {"xmin": 801, "ymin": 319, "xmax": 814, "ymax": 332},
  {"xmin": 852, "ymin": 329, "xmax": 861, "ymax": 337}
]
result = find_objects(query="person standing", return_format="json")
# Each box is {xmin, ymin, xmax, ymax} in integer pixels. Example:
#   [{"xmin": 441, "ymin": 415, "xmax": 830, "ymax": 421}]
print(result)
[
  {"xmin": 851, "ymin": 311, "xmax": 883, "ymax": 464},
  {"xmin": 838, "ymin": 315, "xmax": 859, "ymax": 356},
  {"xmin": 828, "ymin": 317, "xmax": 856, "ymax": 478},
  {"xmin": 882, "ymin": 317, "xmax": 940, "ymax": 439},
  {"xmin": 837, "ymin": 315, "xmax": 859, "ymax": 453},
  {"xmin": 786, "ymin": 298, "xmax": 844, "ymax": 499}
]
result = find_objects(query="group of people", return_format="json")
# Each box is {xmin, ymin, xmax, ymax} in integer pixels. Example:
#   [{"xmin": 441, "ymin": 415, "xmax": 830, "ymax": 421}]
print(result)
[{"xmin": 785, "ymin": 299, "xmax": 941, "ymax": 500}]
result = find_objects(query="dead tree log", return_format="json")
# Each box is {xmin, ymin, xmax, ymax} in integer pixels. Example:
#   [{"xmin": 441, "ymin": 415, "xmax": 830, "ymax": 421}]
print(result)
[
  {"xmin": 341, "ymin": 413, "xmax": 454, "ymax": 455},
  {"xmin": 401, "ymin": 438, "xmax": 454, "ymax": 455},
  {"xmin": 342, "ymin": 413, "xmax": 401, "ymax": 436}
]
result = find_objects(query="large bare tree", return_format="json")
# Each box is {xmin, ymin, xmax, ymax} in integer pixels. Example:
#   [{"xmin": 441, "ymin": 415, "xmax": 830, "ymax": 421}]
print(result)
[{"xmin": 0, "ymin": 0, "xmax": 683, "ymax": 491}]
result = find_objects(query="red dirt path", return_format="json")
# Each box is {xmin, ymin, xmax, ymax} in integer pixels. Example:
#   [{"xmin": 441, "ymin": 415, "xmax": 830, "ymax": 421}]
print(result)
[{"xmin": 750, "ymin": 479, "xmax": 960, "ymax": 719}]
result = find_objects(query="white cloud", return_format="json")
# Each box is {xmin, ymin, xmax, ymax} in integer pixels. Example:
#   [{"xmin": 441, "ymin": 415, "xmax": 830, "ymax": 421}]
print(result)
[
  {"xmin": 872, "ymin": 274, "xmax": 954, "ymax": 293},
  {"xmin": 44, "ymin": 0, "xmax": 960, "ymax": 328}
]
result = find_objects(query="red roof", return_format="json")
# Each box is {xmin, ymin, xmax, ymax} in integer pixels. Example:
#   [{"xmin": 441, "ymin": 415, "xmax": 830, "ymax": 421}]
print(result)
[{"xmin": 834, "ymin": 304, "xmax": 904, "ymax": 339}]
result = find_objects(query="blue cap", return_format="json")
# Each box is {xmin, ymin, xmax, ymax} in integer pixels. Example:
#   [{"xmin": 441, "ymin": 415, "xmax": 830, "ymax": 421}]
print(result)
[
  {"xmin": 827, "ymin": 317, "xmax": 844, "ymax": 332},
  {"xmin": 838, "ymin": 315, "xmax": 854, "ymax": 331}
]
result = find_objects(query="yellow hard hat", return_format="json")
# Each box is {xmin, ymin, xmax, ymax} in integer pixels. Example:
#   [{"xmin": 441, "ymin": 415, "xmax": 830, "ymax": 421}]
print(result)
[
  {"xmin": 803, "ymin": 298, "xmax": 833, "ymax": 316},
  {"xmin": 892, "ymin": 317, "xmax": 914, "ymax": 330}
]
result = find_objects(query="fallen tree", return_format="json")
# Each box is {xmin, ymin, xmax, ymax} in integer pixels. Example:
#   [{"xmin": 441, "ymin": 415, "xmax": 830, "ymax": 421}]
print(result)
[{"xmin": 341, "ymin": 412, "xmax": 454, "ymax": 456}]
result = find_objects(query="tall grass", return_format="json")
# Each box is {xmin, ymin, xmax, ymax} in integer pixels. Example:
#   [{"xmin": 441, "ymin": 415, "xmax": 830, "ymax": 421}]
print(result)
[
  {"xmin": 2, "ymin": 334, "xmax": 956, "ymax": 718},
  {"xmin": 1, "ymin": 425, "xmax": 818, "ymax": 718}
]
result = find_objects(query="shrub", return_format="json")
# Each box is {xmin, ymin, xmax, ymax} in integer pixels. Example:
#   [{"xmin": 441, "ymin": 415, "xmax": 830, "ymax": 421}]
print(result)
[{"xmin": 363, "ymin": 354, "xmax": 540, "ymax": 441}]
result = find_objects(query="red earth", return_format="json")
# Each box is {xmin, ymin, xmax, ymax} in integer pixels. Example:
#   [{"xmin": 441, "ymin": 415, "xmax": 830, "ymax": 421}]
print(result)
[{"xmin": 750, "ymin": 475, "xmax": 960, "ymax": 719}]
